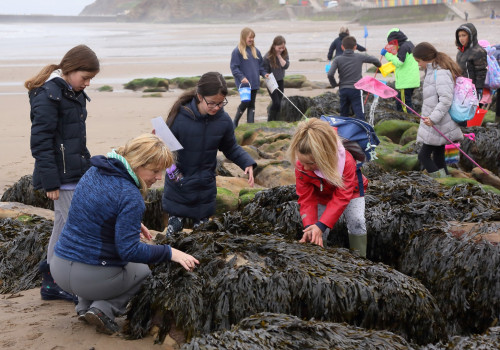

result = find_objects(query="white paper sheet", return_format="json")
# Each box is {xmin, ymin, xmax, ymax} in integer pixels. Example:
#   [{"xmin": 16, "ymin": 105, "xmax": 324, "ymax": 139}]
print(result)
[{"xmin": 151, "ymin": 116, "xmax": 183, "ymax": 151}]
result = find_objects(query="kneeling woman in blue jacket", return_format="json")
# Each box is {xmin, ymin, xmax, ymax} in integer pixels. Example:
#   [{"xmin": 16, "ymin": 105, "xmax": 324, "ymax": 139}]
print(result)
[
  {"xmin": 51, "ymin": 134, "xmax": 199, "ymax": 335},
  {"xmin": 162, "ymin": 72, "xmax": 256, "ymax": 235}
]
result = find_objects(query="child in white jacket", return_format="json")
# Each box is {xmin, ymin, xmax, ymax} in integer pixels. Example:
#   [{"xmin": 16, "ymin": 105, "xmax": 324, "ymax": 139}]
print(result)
[{"xmin": 413, "ymin": 42, "xmax": 463, "ymax": 178}]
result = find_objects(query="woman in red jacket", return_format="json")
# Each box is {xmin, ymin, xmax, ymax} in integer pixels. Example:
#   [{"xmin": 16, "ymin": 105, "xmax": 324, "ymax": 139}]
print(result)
[{"xmin": 288, "ymin": 118, "xmax": 368, "ymax": 257}]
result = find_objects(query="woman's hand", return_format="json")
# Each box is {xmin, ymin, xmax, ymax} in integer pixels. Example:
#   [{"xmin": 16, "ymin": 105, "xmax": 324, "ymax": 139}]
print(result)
[
  {"xmin": 171, "ymin": 247, "xmax": 200, "ymax": 271},
  {"xmin": 244, "ymin": 166, "xmax": 254, "ymax": 187},
  {"xmin": 423, "ymin": 117, "xmax": 433, "ymax": 126},
  {"xmin": 46, "ymin": 189, "xmax": 60, "ymax": 201},
  {"xmin": 140, "ymin": 223, "xmax": 153, "ymax": 241},
  {"xmin": 241, "ymin": 77, "xmax": 249, "ymax": 84},
  {"xmin": 300, "ymin": 224, "xmax": 324, "ymax": 247}
]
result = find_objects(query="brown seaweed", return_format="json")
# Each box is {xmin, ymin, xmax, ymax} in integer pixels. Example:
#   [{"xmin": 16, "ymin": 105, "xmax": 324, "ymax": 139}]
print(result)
[
  {"xmin": 419, "ymin": 327, "xmax": 500, "ymax": 350},
  {"xmin": 182, "ymin": 312, "xmax": 415, "ymax": 350},
  {"xmin": 125, "ymin": 231, "xmax": 445, "ymax": 345}
]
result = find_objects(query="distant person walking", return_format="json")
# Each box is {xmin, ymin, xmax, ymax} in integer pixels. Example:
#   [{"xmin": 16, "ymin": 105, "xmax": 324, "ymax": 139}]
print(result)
[
  {"xmin": 327, "ymin": 27, "xmax": 366, "ymax": 61},
  {"xmin": 25, "ymin": 44, "xmax": 100, "ymax": 303},
  {"xmin": 380, "ymin": 28, "xmax": 420, "ymax": 113},
  {"xmin": 263, "ymin": 35, "xmax": 290, "ymax": 122},
  {"xmin": 230, "ymin": 27, "xmax": 268, "ymax": 127},
  {"xmin": 328, "ymin": 36, "xmax": 381, "ymax": 121},
  {"xmin": 413, "ymin": 42, "xmax": 464, "ymax": 178},
  {"xmin": 464, "ymin": 11, "xmax": 468, "ymax": 21}
]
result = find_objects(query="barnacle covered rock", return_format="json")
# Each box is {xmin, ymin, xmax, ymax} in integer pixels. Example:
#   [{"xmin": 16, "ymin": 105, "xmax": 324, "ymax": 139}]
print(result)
[
  {"xmin": 125, "ymin": 231, "xmax": 445, "ymax": 345},
  {"xmin": 182, "ymin": 312, "xmax": 414, "ymax": 350}
]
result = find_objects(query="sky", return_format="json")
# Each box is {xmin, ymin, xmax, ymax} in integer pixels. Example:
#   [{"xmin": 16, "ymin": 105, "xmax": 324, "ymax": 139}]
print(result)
[{"xmin": 0, "ymin": 0, "xmax": 96, "ymax": 16}]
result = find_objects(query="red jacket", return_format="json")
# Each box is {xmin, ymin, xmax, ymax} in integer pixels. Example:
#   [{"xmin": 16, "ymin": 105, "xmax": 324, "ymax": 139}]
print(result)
[{"xmin": 295, "ymin": 151, "xmax": 368, "ymax": 229}]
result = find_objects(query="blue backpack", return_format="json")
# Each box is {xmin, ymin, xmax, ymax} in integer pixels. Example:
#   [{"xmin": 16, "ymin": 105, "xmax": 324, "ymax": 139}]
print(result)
[{"xmin": 320, "ymin": 115, "xmax": 380, "ymax": 196}]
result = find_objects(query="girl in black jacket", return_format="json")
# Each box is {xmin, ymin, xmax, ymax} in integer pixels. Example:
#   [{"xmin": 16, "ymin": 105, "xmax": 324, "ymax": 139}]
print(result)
[
  {"xmin": 26, "ymin": 44, "xmax": 100, "ymax": 302},
  {"xmin": 162, "ymin": 72, "xmax": 256, "ymax": 235}
]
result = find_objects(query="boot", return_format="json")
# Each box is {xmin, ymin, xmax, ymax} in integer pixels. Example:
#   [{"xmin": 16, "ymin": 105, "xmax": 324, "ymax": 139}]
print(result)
[
  {"xmin": 39, "ymin": 260, "xmax": 78, "ymax": 303},
  {"xmin": 268, "ymin": 109, "xmax": 278, "ymax": 122},
  {"xmin": 348, "ymin": 233, "xmax": 367, "ymax": 258},
  {"xmin": 429, "ymin": 168, "xmax": 448, "ymax": 178},
  {"xmin": 247, "ymin": 108, "xmax": 255, "ymax": 124},
  {"xmin": 233, "ymin": 108, "xmax": 244, "ymax": 128}
]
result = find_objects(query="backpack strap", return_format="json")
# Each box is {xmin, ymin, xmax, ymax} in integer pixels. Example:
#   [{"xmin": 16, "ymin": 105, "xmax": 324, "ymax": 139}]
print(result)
[{"xmin": 356, "ymin": 163, "xmax": 364, "ymax": 197}]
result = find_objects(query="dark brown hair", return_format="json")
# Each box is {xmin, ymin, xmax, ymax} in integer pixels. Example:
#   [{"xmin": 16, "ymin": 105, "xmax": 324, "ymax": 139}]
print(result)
[
  {"xmin": 166, "ymin": 72, "xmax": 228, "ymax": 127},
  {"xmin": 25, "ymin": 45, "xmax": 99, "ymax": 90},
  {"xmin": 413, "ymin": 42, "xmax": 462, "ymax": 81},
  {"xmin": 341, "ymin": 36, "xmax": 357, "ymax": 50},
  {"xmin": 267, "ymin": 35, "xmax": 288, "ymax": 69}
]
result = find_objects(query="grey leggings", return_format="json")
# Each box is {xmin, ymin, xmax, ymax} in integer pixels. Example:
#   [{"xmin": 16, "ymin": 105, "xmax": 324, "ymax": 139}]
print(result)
[
  {"xmin": 51, "ymin": 255, "xmax": 151, "ymax": 319},
  {"xmin": 47, "ymin": 190, "xmax": 74, "ymax": 264},
  {"xmin": 320, "ymin": 196, "xmax": 366, "ymax": 244}
]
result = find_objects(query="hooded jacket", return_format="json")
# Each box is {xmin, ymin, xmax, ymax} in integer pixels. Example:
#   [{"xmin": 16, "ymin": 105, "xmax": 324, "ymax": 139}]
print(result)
[
  {"xmin": 417, "ymin": 63, "xmax": 463, "ymax": 146},
  {"xmin": 383, "ymin": 28, "xmax": 420, "ymax": 90},
  {"xmin": 230, "ymin": 46, "xmax": 267, "ymax": 90},
  {"xmin": 29, "ymin": 76, "xmax": 91, "ymax": 191},
  {"xmin": 455, "ymin": 23, "xmax": 487, "ymax": 90},
  {"xmin": 295, "ymin": 151, "xmax": 368, "ymax": 230},
  {"xmin": 327, "ymin": 32, "xmax": 366, "ymax": 61},
  {"xmin": 162, "ymin": 98, "xmax": 256, "ymax": 220},
  {"xmin": 54, "ymin": 156, "xmax": 172, "ymax": 267}
]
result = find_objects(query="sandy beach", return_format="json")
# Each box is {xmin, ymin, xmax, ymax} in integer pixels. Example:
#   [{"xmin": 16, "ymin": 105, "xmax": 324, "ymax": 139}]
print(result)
[{"xmin": 1, "ymin": 17, "xmax": 499, "ymax": 349}]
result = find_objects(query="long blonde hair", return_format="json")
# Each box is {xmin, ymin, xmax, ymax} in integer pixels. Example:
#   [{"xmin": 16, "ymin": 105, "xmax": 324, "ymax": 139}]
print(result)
[
  {"xmin": 115, "ymin": 134, "xmax": 174, "ymax": 195},
  {"xmin": 24, "ymin": 45, "xmax": 99, "ymax": 91},
  {"xmin": 288, "ymin": 118, "xmax": 343, "ymax": 188},
  {"xmin": 238, "ymin": 27, "xmax": 258, "ymax": 60}
]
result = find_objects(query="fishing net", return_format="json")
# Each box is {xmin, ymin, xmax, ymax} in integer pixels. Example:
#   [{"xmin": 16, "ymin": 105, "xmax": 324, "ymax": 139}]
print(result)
[{"xmin": 354, "ymin": 76, "xmax": 398, "ymax": 99}]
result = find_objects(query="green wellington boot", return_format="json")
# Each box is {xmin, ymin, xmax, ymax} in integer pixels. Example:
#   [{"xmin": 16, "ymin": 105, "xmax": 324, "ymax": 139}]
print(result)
[{"xmin": 348, "ymin": 233, "xmax": 367, "ymax": 258}]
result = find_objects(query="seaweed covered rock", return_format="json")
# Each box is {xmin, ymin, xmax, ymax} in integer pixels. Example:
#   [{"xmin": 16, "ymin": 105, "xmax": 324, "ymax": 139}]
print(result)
[
  {"xmin": 420, "ymin": 327, "xmax": 500, "ymax": 350},
  {"xmin": 458, "ymin": 126, "xmax": 500, "ymax": 176},
  {"xmin": 0, "ymin": 216, "xmax": 52, "ymax": 293},
  {"xmin": 126, "ymin": 232, "xmax": 445, "ymax": 345},
  {"xmin": 183, "ymin": 312, "xmax": 414, "ymax": 350},
  {"xmin": 365, "ymin": 172, "xmax": 500, "ymax": 266},
  {"xmin": 1, "ymin": 175, "xmax": 53, "ymax": 210},
  {"xmin": 401, "ymin": 224, "xmax": 500, "ymax": 335}
]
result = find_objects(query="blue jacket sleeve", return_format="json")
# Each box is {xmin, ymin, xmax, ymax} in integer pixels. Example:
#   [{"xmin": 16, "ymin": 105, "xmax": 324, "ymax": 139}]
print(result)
[
  {"xmin": 230, "ymin": 48, "xmax": 245, "ymax": 84},
  {"xmin": 219, "ymin": 117, "xmax": 256, "ymax": 170}
]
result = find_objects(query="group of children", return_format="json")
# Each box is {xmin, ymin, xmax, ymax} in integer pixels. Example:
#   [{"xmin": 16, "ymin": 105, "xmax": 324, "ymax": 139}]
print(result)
[{"xmin": 26, "ymin": 22, "xmax": 497, "ymax": 336}]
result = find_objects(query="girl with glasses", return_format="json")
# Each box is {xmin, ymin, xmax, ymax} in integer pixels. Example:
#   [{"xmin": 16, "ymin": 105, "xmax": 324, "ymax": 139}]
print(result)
[{"xmin": 162, "ymin": 72, "xmax": 256, "ymax": 235}]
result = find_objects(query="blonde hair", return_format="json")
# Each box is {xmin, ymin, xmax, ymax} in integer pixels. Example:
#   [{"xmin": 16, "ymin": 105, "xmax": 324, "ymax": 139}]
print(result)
[
  {"xmin": 115, "ymin": 134, "xmax": 174, "ymax": 195},
  {"xmin": 288, "ymin": 118, "xmax": 343, "ymax": 188},
  {"xmin": 25, "ymin": 45, "xmax": 99, "ymax": 91},
  {"xmin": 238, "ymin": 27, "xmax": 258, "ymax": 60}
]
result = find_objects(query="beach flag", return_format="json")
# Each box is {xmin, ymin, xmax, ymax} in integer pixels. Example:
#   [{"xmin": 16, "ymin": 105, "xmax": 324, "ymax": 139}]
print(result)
[{"xmin": 364, "ymin": 26, "xmax": 368, "ymax": 38}]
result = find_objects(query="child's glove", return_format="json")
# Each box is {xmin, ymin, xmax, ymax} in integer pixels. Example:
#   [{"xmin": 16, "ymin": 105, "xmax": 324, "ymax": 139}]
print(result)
[{"xmin": 380, "ymin": 48, "xmax": 388, "ymax": 56}]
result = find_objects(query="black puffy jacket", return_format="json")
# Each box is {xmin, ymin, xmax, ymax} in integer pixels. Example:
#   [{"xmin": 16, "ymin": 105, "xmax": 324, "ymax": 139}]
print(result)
[
  {"xmin": 455, "ymin": 23, "xmax": 488, "ymax": 89},
  {"xmin": 162, "ymin": 98, "xmax": 256, "ymax": 220},
  {"xmin": 29, "ymin": 77, "xmax": 91, "ymax": 191}
]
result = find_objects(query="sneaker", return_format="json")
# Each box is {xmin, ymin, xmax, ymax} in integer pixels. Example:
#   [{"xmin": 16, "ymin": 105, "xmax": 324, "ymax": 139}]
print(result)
[
  {"xmin": 193, "ymin": 217, "xmax": 209, "ymax": 229},
  {"xmin": 84, "ymin": 307, "xmax": 120, "ymax": 335},
  {"xmin": 40, "ymin": 283, "xmax": 78, "ymax": 304},
  {"xmin": 166, "ymin": 216, "xmax": 183, "ymax": 236}
]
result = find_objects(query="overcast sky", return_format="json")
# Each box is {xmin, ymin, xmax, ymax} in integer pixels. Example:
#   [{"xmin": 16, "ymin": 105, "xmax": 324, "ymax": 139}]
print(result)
[{"xmin": 0, "ymin": 0, "xmax": 96, "ymax": 16}]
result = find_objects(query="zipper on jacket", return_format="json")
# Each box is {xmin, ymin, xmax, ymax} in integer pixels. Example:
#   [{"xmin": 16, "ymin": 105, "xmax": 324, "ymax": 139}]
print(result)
[
  {"xmin": 60, "ymin": 144, "xmax": 67, "ymax": 174},
  {"xmin": 320, "ymin": 179, "xmax": 323, "ymax": 192}
]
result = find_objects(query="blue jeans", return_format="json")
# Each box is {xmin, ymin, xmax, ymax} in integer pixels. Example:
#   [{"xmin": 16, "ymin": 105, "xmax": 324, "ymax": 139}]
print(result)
[{"xmin": 340, "ymin": 88, "xmax": 365, "ymax": 121}]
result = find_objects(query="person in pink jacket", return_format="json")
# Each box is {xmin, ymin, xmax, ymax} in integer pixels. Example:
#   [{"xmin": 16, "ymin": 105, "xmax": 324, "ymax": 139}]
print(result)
[{"xmin": 288, "ymin": 118, "xmax": 368, "ymax": 257}]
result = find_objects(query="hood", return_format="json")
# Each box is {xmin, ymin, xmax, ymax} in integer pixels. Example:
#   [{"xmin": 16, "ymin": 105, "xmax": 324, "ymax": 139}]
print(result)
[
  {"xmin": 455, "ymin": 23, "xmax": 478, "ymax": 50},
  {"xmin": 339, "ymin": 32, "xmax": 349, "ymax": 39},
  {"xmin": 387, "ymin": 28, "xmax": 408, "ymax": 45},
  {"xmin": 90, "ymin": 155, "xmax": 136, "ymax": 184}
]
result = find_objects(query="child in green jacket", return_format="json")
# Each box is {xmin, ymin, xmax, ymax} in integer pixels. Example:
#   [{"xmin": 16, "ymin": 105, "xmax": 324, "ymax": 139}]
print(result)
[{"xmin": 381, "ymin": 28, "xmax": 420, "ymax": 113}]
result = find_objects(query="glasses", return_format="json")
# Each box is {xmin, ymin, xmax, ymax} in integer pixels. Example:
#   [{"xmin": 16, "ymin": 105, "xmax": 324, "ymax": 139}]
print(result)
[{"xmin": 203, "ymin": 96, "xmax": 228, "ymax": 109}]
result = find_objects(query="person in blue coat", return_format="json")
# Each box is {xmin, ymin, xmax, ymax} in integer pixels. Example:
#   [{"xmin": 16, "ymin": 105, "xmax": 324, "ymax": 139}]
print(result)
[
  {"xmin": 230, "ymin": 27, "xmax": 268, "ymax": 127},
  {"xmin": 162, "ymin": 72, "xmax": 256, "ymax": 235},
  {"xmin": 327, "ymin": 27, "xmax": 366, "ymax": 61},
  {"xmin": 25, "ymin": 44, "xmax": 100, "ymax": 303},
  {"xmin": 50, "ymin": 134, "xmax": 199, "ymax": 335}
]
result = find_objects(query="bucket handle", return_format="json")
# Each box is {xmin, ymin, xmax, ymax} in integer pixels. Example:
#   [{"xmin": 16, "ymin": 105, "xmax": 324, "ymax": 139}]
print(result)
[{"xmin": 239, "ymin": 82, "xmax": 252, "ymax": 89}]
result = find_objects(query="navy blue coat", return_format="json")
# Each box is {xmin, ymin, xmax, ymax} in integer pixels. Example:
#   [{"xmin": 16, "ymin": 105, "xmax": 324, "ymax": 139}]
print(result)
[
  {"xmin": 162, "ymin": 98, "xmax": 256, "ymax": 220},
  {"xmin": 230, "ymin": 46, "xmax": 267, "ymax": 90},
  {"xmin": 328, "ymin": 33, "xmax": 366, "ymax": 60},
  {"xmin": 29, "ymin": 77, "xmax": 91, "ymax": 191}
]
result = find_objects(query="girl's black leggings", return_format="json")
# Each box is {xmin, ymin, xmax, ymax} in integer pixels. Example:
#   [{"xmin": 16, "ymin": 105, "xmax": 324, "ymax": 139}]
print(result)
[{"xmin": 418, "ymin": 143, "xmax": 448, "ymax": 174}]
